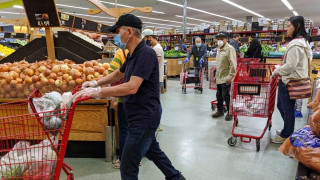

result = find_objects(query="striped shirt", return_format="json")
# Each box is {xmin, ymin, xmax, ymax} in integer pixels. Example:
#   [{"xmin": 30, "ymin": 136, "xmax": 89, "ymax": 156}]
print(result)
[
  {"xmin": 108, "ymin": 49, "xmax": 129, "ymax": 74},
  {"xmin": 108, "ymin": 48, "xmax": 129, "ymax": 103}
]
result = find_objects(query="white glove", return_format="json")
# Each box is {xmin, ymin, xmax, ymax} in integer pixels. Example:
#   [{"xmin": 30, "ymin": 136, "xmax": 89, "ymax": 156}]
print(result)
[
  {"xmin": 73, "ymin": 87, "xmax": 102, "ymax": 102},
  {"xmin": 82, "ymin": 80, "xmax": 98, "ymax": 89}
]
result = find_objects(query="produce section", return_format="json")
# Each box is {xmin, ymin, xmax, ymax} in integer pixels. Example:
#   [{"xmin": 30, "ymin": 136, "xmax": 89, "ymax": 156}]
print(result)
[{"xmin": 0, "ymin": 44, "xmax": 15, "ymax": 57}]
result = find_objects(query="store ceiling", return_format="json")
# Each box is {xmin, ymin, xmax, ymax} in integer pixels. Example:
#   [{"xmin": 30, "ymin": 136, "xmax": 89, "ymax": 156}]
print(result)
[{"xmin": 0, "ymin": 0, "xmax": 319, "ymax": 28}]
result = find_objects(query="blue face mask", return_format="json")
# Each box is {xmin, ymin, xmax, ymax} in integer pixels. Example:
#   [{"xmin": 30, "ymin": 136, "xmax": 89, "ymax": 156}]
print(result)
[
  {"xmin": 196, "ymin": 43, "xmax": 201, "ymax": 48},
  {"xmin": 114, "ymin": 34, "xmax": 126, "ymax": 50}
]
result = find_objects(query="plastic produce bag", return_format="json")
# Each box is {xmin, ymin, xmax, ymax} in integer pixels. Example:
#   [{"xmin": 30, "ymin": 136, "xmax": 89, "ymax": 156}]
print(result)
[
  {"xmin": 310, "ymin": 109, "xmax": 320, "ymax": 137},
  {"xmin": 61, "ymin": 92, "xmax": 73, "ymax": 109},
  {"xmin": 279, "ymin": 126, "xmax": 320, "ymax": 172},
  {"xmin": 43, "ymin": 91, "xmax": 62, "ymax": 107},
  {"xmin": 0, "ymin": 138, "xmax": 58, "ymax": 179},
  {"xmin": 28, "ymin": 98, "xmax": 56, "ymax": 115},
  {"xmin": 0, "ymin": 141, "xmax": 31, "ymax": 178}
]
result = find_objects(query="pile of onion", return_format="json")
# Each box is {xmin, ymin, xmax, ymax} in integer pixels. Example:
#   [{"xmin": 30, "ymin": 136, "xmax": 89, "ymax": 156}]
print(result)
[{"xmin": 0, "ymin": 59, "xmax": 109, "ymax": 98}]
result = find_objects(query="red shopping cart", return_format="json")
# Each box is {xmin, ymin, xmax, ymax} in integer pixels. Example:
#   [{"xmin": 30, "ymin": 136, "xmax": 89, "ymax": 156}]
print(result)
[
  {"xmin": 209, "ymin": 58, "xmax": 260, "ymax": 111},
  {"xmin": 237, "ymin": 58, "xmax": 260, "ymax": 65},
  {"xmin": 227, "ymin": 63, "xmax": 278, "ymax": 151},
  {"xmin": 0, "ymin": 88, "xmax": 89, "ymax": 179},
  {"xmin": 181, "ymin": 64, "xmax": 203, "ymax": 94}
]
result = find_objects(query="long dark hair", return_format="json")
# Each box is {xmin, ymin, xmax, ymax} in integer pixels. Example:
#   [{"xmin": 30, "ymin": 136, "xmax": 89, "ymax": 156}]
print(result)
[{"xmin": 288, "ymin": 16, "xmax": 308, "ymax": 40}]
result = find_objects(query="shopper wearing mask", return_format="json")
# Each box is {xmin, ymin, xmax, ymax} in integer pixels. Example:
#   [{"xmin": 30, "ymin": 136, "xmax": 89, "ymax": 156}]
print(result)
[
  {"xmin": 212, "ymin": 31, "xmax": 237, "ymax": 121},
  {"xmin": 184, "ymin": 37, "xmax": 207, "ymax": 88},
  {"xmin": 74, "ymin": 14, "xmax": 184, "ymax": 180},
  {"xmin": 142, "ymin": 28, "xmax": 165, "ymax": 131},
  {"xmin": 229, "ymin": 34, "xmax": 241, "ymax": 58},
  {"xmin": 271, "ymin": 16, "xmax": 312, "ymax": 144}
]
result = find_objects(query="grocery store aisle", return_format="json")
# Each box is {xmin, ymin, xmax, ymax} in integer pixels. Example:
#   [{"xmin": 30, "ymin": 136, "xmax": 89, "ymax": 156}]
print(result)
[{"xmin": 63, "ymin": 78, "xmax": 308, "ymax": 180}]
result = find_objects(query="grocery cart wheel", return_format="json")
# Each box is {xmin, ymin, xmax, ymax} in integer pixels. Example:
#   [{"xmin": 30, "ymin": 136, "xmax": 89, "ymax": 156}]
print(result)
[
  {"xmin": 268, "ymin": 123, "xmax": 272, "ymax": 131},
  {"xmin": 228, "ymin": 136, "xmax": 237, "ymax": 146},
  {"xmin": 200, "ymin": 88, "xmax": 203, "ymax": 94},
  {"xmin": 256, "ymin": 140, "xmax": 260, "ymax": 152},
  {"xmin": 211, "ymin": 104, "xmax": 215, "ymax": 111}
]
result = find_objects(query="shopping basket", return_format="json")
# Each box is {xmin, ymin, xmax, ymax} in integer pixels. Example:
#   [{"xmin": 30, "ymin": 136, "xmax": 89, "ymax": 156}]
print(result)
[
  {"xmin": 0, "ymin": 88, "xmax": 89, "ymax": 179},
  {"xmin": 227, "ymin": 63, "xmax": 278, "ymax": 151}
]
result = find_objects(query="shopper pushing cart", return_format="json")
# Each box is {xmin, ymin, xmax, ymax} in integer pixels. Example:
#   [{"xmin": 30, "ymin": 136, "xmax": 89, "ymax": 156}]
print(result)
[
  {"xmin": 211, "ymin": 31, "xmax": 237, "ymax": 121},
  {"xmin": 183, "ymin": 37, "xmax": 207, "ymax": 89}
]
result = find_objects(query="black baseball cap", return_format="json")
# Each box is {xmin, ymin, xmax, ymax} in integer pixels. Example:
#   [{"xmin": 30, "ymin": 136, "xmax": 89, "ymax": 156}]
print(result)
[
  {"xmin": 107, "ymin": 14, "xmax": 143, "ymax": 33},
  {"xmin": 216, "ymin": 31, "xmax": 228, "ymax": 38}
]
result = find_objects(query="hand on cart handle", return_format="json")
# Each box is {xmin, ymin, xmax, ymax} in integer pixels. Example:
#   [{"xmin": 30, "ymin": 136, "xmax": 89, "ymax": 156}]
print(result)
[
  {"xmin": 82, "ymin": 80, "xmax": 98, "ymax": 89},
  {"xmin": 271, "ymin": 65, "xmax": 281, "ymax": 79},
  {"xmin": 183, "ymin": 58, "xmax": 189, "ymax": 64},
  {"xmin": 73, "ymin": 87, "xmax": 102, "ymax": 102}
]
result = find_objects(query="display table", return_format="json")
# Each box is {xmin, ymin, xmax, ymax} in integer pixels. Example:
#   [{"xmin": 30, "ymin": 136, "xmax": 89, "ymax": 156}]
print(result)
[
  {"xmin": 0, "ymin": 98, "xmax": 109, "ymax": 141},
  {"xmin": 165, "ymin": 56, "xmax": 193, "ymax": 76}
]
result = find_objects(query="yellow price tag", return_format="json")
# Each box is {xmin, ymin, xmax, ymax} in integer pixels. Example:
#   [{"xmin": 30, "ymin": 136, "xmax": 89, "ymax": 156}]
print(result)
[{"xmin": 61, "ymin": 13, "xmax": 69, "ymax": 21}]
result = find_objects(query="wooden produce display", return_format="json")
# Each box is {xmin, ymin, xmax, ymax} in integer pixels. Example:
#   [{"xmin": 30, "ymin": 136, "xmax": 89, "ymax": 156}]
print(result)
[
  {"xmin": 0, "ymin": 98, "xmax": 109, "ymax": 142},
  {"xmin": 166, "ymin": 56, "xmax": 193, "ymax": 76}
]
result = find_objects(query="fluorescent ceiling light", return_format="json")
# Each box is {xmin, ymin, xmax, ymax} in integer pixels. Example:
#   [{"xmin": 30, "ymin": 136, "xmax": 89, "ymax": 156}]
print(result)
[
  {"xmin": 175, "ymin": 15, "xmax": 211, "ymax": 24},
  {"xmin": 157, "ymin": 0, "xmax": 240, "ymax": 21},
  {"xmin": 136, "ymin": 16, "xmax": 199, "ymax": 26},
  {"xmin": 222, "ymin": 0, "xmax": 264, "ymax": 18},
  {"xmin": 56, "ymin": 4, "xmax": 89, "ymax": 10},
  {"xmin": 101, "ymin": 1, "xmax": 165, "ymax": 14},
  {"xmin": 281, "ymin": 0, "xmax": 293, "ymax": 10},
  {"xmin": 292, "ymin": 11, "xmax": 299, "ymax": 16},
  {"xmin": 13, "ymin": 5, "xmax": 24, "ymax": 9}
]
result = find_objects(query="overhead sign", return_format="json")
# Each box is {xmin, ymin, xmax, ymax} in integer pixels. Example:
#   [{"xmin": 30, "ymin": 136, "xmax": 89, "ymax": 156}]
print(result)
[{"xmin": 22, "ymin": 0, "xmax": 60, "ymax": 27}]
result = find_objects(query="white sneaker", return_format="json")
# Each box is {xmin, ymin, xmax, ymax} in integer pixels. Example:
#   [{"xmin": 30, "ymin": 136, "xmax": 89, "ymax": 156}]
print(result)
[
  {"xmin": 271, "ymin": 135, "xmax": 286, "ymax": 144},
  {"xmin": 276, "ymin": 130, "xmax": 282, "ymax": 136}
]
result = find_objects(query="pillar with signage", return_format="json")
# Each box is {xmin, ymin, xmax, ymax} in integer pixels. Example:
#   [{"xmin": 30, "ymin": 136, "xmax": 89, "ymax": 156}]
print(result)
[{"xmin": 22, "ymin": 0, "xmax": 60, "ymax": 60}]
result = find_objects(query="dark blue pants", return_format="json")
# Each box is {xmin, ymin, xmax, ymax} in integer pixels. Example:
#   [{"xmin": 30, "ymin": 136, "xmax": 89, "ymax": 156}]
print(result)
[
  {"xmin": 216, "ymin": 83, "xmax": 231, "ymax": 112},
  {"xmin": 277, "ymin": 80, "xmax": 296, "ymax": 138},
  {"xmin": 159, "ymin": 82, "xmax": 163, "ymax": 117},
  {"xmin": 117, "ymin": 102, "xmax": 128, "ymax": 160},
  {"xmin": 120, "ymin": 127, "xmax": 181, "ymax": 180}
]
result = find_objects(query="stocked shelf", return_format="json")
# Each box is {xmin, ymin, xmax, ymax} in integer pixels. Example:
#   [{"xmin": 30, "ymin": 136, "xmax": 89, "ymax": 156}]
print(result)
[{"xmin": 1, "ymin": 31, "xmax": 102, "ymax": 64}]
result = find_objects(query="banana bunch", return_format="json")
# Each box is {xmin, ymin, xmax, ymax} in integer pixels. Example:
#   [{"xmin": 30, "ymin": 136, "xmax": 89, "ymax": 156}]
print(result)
[{"xmin": 0, "ymin": 45, "xmax": 15, "ymax": 57}]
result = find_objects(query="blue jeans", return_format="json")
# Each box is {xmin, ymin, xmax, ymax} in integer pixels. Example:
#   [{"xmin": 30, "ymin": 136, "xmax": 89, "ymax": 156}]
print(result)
[
  {"xmin": 120, "ymin": 127, "xmax": 181, "ymax": 180},
  {"xmin": 117, "ymin": 102, "xmax": 128, "ymax": 160},
  {"xmin": 159, "ymin": 82, "xmax": 163, "ymax": 117},
  {"xmin": 277, "ymin": 80, "xmax": 296, "ymax": 138}
]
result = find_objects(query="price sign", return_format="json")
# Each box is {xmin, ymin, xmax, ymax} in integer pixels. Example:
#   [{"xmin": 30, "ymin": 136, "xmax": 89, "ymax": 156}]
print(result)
[
  {"xmin": 240, "ymin": 37, "xmax": 249, "ymax": 43},
  {"xmin": 59, "ymin": 12, "xmax": 74, "ymax": 28},
  {"xmin": 22, "ymin": 0, "xmax": 60, "ymax": 27},
  {"xmin": 275, "ymin": 36, "xmax": 284, "ymax": 43}
]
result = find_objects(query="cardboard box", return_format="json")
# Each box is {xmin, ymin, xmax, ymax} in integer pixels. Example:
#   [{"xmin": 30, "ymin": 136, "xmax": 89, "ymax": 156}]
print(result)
[
  {"xmin": 258, "ymin": 18, "xmax": 269, "ymax": 26},
  {"xmin": 236, "ymin": 26, "xmax": 244, "ymax": 32},
  {"xmin": 219, "ymin": 20, "xmax": 225, "ymax": 26}
]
